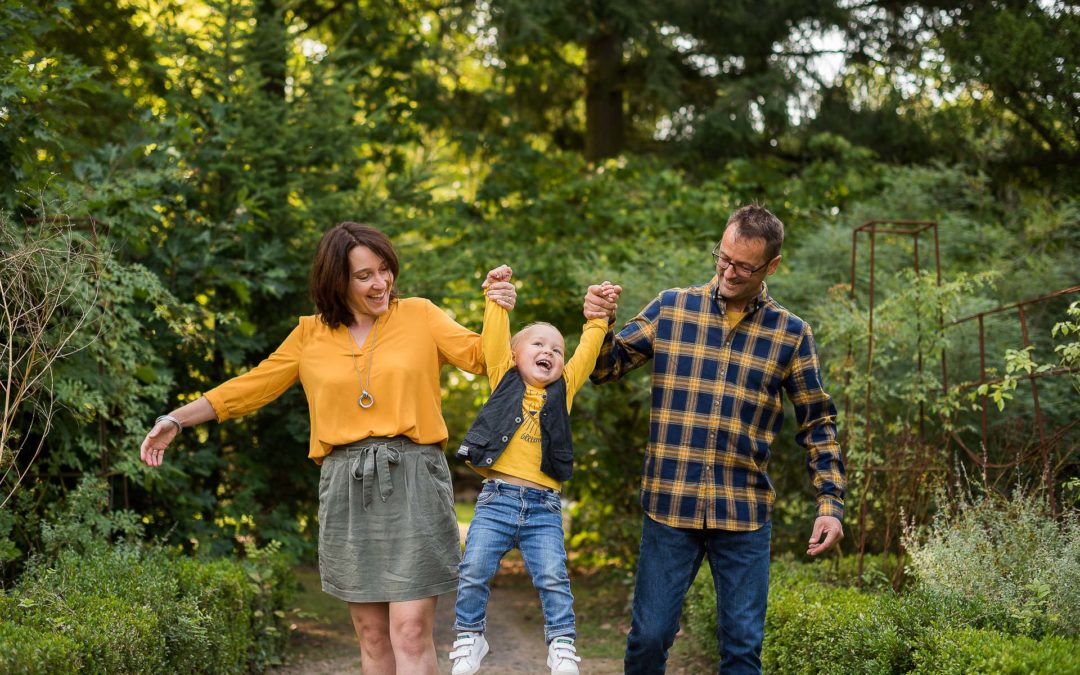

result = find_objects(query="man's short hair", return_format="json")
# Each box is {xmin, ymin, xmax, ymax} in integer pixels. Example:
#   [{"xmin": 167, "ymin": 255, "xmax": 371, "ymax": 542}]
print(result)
[{"xmin": 726, "ymin": 204, "xmax": 785, "ymax": 261}]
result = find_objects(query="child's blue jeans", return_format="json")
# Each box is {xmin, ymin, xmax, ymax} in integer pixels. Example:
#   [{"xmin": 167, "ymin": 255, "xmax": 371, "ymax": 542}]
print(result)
[{"xmin": 453, "ymin": 479, "xmax": 576, "ymax": 643}]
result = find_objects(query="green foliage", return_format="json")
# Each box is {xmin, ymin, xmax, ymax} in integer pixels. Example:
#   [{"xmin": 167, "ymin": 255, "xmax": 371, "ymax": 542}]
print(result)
[
  {"xmin": 981, "ymin": 300, "xmax": 1080, "ymax": 409},
  {"xmin": 0, "ymin": 477, "xmax": 293, "ymax": 673},
  {"xmin": 0, "ymin": 617, "xmax": 83, "ymax": 675},
  {"xmin": 681, "ymin": 556, "xmax": 1080, "ymax": 674},
  {"xmin": 911, "ymin": 627, "xmax": 1080, "ymax": 675},
  {"xmin": 903, "ymin": 489, "xmax": 1080, "ymax": 638}
]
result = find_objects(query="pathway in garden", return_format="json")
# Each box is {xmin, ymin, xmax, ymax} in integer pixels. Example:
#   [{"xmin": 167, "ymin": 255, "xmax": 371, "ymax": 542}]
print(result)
[
  {"xmin": 272, "ymin": 567, "xmax": 624, "ymax": 674},
  {"xmin": 271, "ymin": 517, "xmax": 627, "ymax": 674}
]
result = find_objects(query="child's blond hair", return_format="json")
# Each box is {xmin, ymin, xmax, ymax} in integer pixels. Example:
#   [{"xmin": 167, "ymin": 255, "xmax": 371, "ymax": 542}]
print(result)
[{"xmin": 510, "ymin": 322, "xmax": 562, "ymax": 351}]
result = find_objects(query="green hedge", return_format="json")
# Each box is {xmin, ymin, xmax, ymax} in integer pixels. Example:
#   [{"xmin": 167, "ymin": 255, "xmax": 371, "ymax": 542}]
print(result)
[
  {"xmin": 680, "ymin": 559, "xmax": 1080, "ymax": 674},
  {"xmin": 912, "ymin": 627, "xmax": 1080, "ymax": 675},
  {"xmin": 0, "ymin": 545, "xmax": 292, "ymax": 674}
]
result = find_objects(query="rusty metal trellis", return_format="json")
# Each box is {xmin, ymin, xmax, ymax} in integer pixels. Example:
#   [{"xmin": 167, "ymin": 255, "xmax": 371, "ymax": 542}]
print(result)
[
  {"xmin": 845, "ymin": 217, "xmax": 1079, "ymax": 584},
  {"xmin": 943, "ymin": 284, "xmax": 1080, "ymax": 515},
  {"xmin": 844, "ymin": 220, "xmax": 942, "ymax": 581}
]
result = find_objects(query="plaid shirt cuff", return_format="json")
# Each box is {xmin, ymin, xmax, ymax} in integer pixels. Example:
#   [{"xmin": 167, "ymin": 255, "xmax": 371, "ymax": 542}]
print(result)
[{"xmin": 816, "ymin": 495, "xmax": 845, "ymax": 521}]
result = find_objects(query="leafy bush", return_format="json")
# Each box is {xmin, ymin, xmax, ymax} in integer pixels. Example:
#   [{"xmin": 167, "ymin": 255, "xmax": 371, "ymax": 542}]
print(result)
[
  {"xmin": 911, "ymin": 628, "xmax": 1080, "ymax": 675},
  {"xmin": 680, "ymin": 557, "xmax": 1080, "ymax": 673},
  {"xmin": 903, "ymin": 489, "xmax": 1080, "ymax": 638},
  {"xmin": 0, "ymin": 614, "xmax": 83, "ymax": 674},
  {"xmin": 0, "ymin": 478, "xmax": 293, "ymax": 673}
]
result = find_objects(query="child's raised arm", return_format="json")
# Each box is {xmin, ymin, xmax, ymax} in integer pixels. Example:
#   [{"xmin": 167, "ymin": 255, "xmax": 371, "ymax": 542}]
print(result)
[
  {"xmin": 564, "ymin": 281, "xmax": 621, "ymax": 395},
  {"xmin": 481, "ymin": 265, "xmax": 514, "ymax": 384}
]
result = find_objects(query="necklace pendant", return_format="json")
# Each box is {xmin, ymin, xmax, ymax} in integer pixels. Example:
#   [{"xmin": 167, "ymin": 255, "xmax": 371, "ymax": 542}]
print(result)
[{"xmin": 358, "ymin": 390, "xmax": 375, "ymax": 409}]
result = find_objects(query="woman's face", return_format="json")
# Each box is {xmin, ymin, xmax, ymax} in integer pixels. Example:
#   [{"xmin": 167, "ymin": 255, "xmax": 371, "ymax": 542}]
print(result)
[{"xmin": 347, "ymin": 245, "xmax": 393, "ymax": 321}]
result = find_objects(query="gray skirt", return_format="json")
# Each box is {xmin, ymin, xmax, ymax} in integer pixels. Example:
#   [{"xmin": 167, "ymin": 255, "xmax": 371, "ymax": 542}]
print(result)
[{"xmin": 318, "ymin": 436, "xmax": 461, "ymax": 603}]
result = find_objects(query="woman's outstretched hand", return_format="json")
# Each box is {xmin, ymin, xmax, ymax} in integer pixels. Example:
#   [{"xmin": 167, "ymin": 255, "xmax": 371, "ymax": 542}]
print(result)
[
  {"xmin": 140, "ymin": 419, "xmax": 178, "ymax": 467},
  {"xmin": 139, "ymin": 397, "xmax": 216, "ymax": 467}
]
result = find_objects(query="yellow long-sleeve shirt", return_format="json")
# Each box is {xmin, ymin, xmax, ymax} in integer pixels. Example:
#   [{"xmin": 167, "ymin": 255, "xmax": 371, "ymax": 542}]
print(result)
[
  {"xmin": 473, "ymin": 298, "xmax": 608, "ymax": 489},
  {"xmin": 204, "ymin": 297, "xmax": 485, "ymax": 463}
]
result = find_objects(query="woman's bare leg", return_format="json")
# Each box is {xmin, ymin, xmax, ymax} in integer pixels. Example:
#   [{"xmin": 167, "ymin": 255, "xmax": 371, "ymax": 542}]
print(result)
[
  {"xmin": 349, "ymin": 601, "xmax": 394, "ymax": 675},
  {"xmin": 388, "ymin": 596, "xmax": 439, "ymax": 674}
]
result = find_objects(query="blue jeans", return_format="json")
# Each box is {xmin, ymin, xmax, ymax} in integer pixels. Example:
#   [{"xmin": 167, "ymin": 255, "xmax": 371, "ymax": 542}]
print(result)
[
  {"xmin": 454, "ymin": 480, "xmax": 575, "ymax": 643},
  {"xmin": 625, "ymin": 514, "xmax": 771, "ymax": 674}
]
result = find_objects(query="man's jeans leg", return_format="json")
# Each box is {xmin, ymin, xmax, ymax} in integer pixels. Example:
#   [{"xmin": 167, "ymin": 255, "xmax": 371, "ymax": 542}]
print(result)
[
  {"xmin": 624, "ymin": 513, "xmax": 707, "ymax": 674},
  {"xmin": 517, "ymin": 488, "xmax": 575, "ymax": 642},
  {"xmin": 453, "ymin": 484, "xmax": 515, "ymax": 633},
  {"xmin": 706, "ymin": 522, "xmax": 771, "ymax": 675}
]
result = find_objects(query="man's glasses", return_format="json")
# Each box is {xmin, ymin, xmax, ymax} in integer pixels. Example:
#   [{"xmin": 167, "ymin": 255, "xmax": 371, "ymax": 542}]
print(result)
[{"xmin": 711, "ymin": 243, "xmax": 771, "ymax": 278}]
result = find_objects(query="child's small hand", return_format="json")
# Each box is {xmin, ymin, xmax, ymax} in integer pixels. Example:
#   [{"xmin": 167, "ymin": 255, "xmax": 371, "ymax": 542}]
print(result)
[
  {"xmin": 599, "ymin": 280, "xmax": 622, "ymax": 304},
  {"xmin": 584, "ymin": 280, "xmax": 621, "ymax": 320},
  {"xmin": 482, "ymin": 265, "xmax": 513, "ymax": 289}
]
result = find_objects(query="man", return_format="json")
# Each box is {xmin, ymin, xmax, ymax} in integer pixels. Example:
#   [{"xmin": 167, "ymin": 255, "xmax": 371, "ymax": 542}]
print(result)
[{"xmin": 583, "ymin": 204, "xmax": 845, "ymax": 674}]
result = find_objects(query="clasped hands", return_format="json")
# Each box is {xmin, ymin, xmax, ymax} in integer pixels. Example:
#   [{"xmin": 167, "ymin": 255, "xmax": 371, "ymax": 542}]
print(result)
[{"xmin": 483, "ymin": 265, "xmax": 623, "ymax": 321}]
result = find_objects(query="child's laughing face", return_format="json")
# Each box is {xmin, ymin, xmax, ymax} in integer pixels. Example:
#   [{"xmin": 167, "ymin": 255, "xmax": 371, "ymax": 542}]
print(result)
[{"xmin": 512, "ymin": 324, "xmax": 565, "ymax": 388}]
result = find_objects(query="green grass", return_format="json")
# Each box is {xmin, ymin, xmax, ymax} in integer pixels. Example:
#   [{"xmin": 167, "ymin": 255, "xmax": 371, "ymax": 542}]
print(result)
[
  {"xmin": 455, "ymin": 500, "xmax": 476, "ymax": 524},
  {"xmin": 571, "ymin": 568, "xmax": 634, "ymax": 658}
]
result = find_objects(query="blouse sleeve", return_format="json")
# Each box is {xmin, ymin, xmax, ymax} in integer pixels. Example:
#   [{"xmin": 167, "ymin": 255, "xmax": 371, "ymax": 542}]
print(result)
[
  {"xmin": 425, "ymin": 299, "xmax": 486, "ymax": 375},
  {"xmin": 203, "ymin": 318, "xmax": 306, "ymax": 421}
]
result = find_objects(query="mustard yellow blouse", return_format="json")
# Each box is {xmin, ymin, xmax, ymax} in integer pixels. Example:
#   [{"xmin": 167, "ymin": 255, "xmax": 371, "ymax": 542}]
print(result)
[
  {"xmin": 204, "ymin": 298, "xmax": 484, "ymax": 463},
  {"xmin": 473, "ymin": 298, "xmax": 608, "ymax": 489}
]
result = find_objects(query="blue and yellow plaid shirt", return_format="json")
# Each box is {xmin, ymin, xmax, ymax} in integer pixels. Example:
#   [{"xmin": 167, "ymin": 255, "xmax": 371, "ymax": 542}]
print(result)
[{"xmin": 591, "ymin": 277, "xmax": 845, "ymax": 531}]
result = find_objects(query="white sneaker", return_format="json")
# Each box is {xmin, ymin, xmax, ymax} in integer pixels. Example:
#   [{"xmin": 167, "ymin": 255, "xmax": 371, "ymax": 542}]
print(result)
[
  {"xmin": 450, "ymin": 632, "xmax": 489, "ymax": 675},
  {"xmin": 546, "ymin": 636, "xmax": 581, "ymax": 674}
]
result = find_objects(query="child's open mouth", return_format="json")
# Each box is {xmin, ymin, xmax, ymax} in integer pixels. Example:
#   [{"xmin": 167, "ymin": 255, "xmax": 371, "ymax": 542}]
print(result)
[{"xmin": 536, "ymin": 358, "xmax": 552, "ymax": 371}]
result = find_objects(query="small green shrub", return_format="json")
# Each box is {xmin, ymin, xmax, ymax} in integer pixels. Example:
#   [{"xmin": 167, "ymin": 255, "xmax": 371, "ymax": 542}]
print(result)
[
  {"xmin": 764, "ymin": 581, "xmax": 906, "ymax": 674},
  {"xmin": 0, "ymin": 480, "xmax": 293, "ymax": 673},
  {"xmin": 904, "ymin": 490, "xmax": 1080, "ymax": 638},
  {"xmin": 682, "ymin": 559, "xmax": 908, "ymax": 673},
  {"xmin": 680, "ymin": 558, "xmax": 1080, "ymax": 674},
  {"xmin": 0, "ymin": 619, "xmax": 83, "ymax": 675},
  {"xmin": 173, "ymin": 557, "xmax": 252, "ymax": 672},
  {"xmin": 912, "ymin": 627, "xmax": 1080, "ymax": 675}
]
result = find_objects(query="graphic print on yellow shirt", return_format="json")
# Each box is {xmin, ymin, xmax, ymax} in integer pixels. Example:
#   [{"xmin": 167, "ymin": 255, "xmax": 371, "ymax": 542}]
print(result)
[{"xmin": 472, "ymin": 298, "xmax": 608, "ymax": 489}]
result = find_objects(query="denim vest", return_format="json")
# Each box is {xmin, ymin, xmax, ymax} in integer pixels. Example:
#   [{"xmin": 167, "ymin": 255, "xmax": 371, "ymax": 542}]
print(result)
[{"xmin": 455, "ymin": 368, "xmax": 574, "ymax": 482}]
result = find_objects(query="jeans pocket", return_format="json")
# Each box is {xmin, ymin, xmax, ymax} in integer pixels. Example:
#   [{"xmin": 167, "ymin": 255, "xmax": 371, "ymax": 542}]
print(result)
[
  {"xmin": 476, "ymin": 487, "xmax": 499, "ymax": 507},
  {"xmin": 542, "ymin": 493, "xmax": 562, "ymax": 514}
]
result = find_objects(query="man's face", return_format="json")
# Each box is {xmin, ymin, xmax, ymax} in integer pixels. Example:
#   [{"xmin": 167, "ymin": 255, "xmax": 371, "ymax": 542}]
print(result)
[{"xmin": 714, "ymin": 227, "xmax": 779, "ymax": 308}]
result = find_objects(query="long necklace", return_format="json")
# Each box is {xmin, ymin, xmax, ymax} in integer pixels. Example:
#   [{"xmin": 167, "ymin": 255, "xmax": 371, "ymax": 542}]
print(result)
[{"xmin": 348, "ymin": 319, "xmax": 379, "ymax": 409}]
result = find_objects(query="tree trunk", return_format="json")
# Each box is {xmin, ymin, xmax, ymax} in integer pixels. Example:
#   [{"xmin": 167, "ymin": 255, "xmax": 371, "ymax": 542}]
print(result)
[{"xmin": 585, "ymin": 31, "xmax": 624, "ymax": 162}]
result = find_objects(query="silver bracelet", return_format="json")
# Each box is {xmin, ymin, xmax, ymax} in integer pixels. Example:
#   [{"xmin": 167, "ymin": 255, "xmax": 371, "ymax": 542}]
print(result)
[{"xmin": 155, "ymin": 414, "xmax": 183, "ymax": 435}]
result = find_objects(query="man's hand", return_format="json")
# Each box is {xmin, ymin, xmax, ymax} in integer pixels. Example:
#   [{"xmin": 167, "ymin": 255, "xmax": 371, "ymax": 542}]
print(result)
[
  {"xmin": 584, "ymin": 281, "xmax": 621, "ymax": 320},
  {"xmin": 484, "ymin": 265, "xmax": 515, "ymax": 309},
  {"xmin": 807, "ymin": 515, "xmax": 844, "ymax": 556}
]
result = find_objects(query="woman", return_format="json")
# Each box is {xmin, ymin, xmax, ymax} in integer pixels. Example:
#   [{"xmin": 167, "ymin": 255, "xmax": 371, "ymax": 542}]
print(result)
[{"xmin": 140, "ymin": 222, "xmax": 516, "ymax": 674}]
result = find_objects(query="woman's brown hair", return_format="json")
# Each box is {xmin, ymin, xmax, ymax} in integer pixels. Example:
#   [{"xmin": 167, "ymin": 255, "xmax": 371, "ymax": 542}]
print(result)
[{"xmin": 310, "ymin": 222, "xmax": 400, "ymax": 328}]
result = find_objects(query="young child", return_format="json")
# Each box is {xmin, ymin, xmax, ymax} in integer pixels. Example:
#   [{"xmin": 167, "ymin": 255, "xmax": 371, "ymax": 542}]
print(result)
[{"xmin": 449, "ymin": 265, "xmax": 618, "ymax": 675}]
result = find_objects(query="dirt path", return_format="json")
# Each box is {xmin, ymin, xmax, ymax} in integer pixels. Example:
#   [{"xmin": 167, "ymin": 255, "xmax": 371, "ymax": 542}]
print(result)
[{"xmin": 271, "ymin": 569, "xmax": 624, "ymax": 674}]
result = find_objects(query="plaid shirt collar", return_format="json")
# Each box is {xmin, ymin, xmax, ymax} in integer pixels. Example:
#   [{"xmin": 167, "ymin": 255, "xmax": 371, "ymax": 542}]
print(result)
[{"xmin": 707, "ymin": 275, "xmax": 771, "ymax": 316}]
